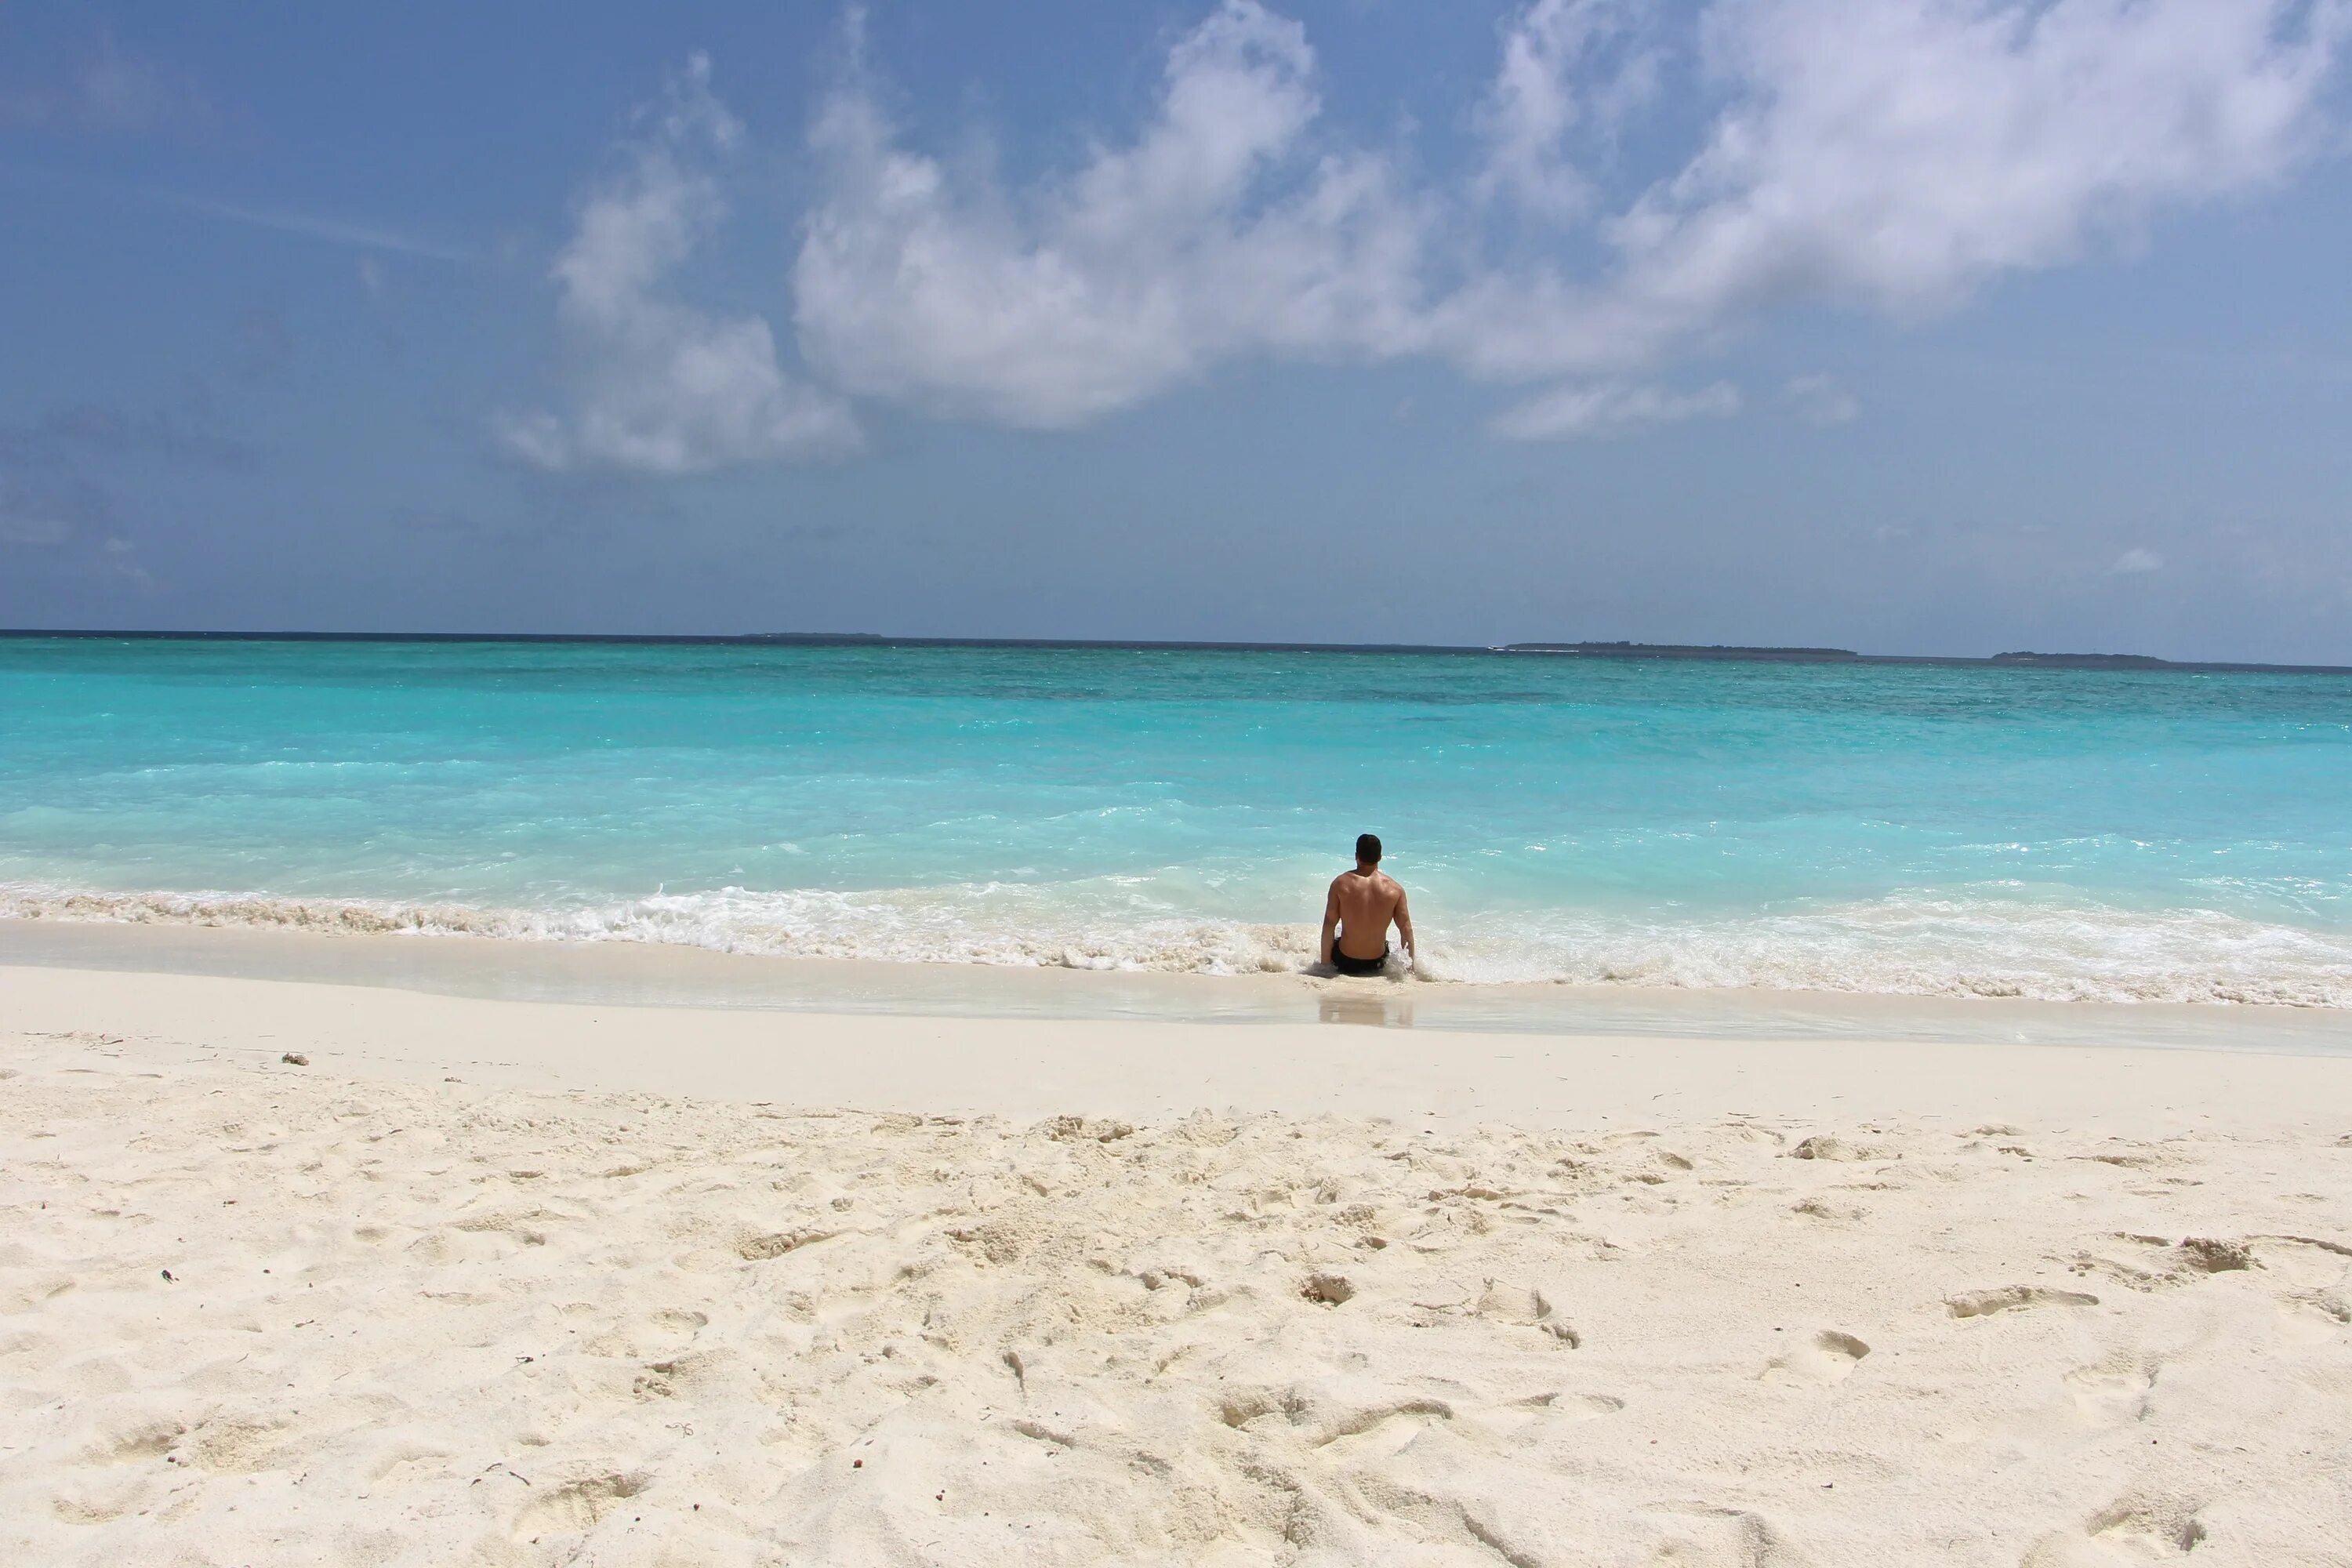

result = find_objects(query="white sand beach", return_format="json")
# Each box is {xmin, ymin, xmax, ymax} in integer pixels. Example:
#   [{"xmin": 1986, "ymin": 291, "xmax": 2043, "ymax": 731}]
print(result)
[
  {"xmin": 5, "ymin": 956, "xmax": 2352, "ymax": 1566},
  {"xmin": 14, "ymin": 1, "xmax": 2352, "ymax": 1562}
]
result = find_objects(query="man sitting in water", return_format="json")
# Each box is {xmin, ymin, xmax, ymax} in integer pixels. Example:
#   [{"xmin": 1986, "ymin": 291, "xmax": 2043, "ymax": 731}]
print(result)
[{"xmin": 1321, "ymin": 833, "xmax": 1414, "ymax": 977}]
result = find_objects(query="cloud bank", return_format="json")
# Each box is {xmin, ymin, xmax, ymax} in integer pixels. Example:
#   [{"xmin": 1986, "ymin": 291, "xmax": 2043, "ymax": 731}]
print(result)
[{"xmin": 518, "ymin": 1, "xmax": 2349, "ymax": 467}]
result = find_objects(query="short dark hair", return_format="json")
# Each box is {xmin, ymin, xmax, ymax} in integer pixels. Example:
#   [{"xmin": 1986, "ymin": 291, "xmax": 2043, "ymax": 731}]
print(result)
[{"xmin": 1356, "ymin": 833, "xmax": 1382, "ymax": 864}]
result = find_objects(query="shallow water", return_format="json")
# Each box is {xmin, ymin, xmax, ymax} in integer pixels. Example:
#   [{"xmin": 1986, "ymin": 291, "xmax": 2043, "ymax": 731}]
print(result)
[{"xmin": 4, "ymin": 637, "xmax": 2349, "ymax": 1005}]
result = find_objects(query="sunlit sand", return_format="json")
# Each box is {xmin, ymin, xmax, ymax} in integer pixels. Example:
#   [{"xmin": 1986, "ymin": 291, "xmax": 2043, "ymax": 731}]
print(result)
[{"xmin": 6, "ymin": 947, "xmax": 2350, "ymax": 1564}]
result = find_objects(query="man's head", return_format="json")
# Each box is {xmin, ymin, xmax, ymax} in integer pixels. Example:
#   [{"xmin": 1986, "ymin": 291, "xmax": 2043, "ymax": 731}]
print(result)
[{"xmin": 1356, "ymin": 833, "xmax": 1382, "ymax": 866}]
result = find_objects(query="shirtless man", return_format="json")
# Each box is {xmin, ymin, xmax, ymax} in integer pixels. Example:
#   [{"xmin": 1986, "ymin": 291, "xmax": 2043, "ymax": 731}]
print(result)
[{"xmin": 1320, "ymin": 833, "xmax": 1414, "ymax": 977}]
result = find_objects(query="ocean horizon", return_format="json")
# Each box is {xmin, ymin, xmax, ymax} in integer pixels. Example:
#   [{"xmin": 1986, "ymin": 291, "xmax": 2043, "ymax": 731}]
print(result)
[
  {"xmin": 5, "ymin": 633, "xmax": 2349, "ymax": 1007},
  {"xmin": 9, "ymin": 626, "xmax": 2351, "ymax": 677}
]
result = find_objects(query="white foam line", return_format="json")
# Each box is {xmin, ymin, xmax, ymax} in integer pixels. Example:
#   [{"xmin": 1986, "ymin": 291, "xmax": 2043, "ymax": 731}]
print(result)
[{"xmin": 5, "ymin": 880, "xmax": 2350, "ymax": 1007}]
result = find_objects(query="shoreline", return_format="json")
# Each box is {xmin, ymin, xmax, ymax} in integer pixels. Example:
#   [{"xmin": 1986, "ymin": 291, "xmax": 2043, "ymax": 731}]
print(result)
[
  {"xmin": 10, "ymin": 883, "xmax": 2352, "ymax": 1011},
  {"xmin": 5, "ymin": 916, "xmax": 2350, "ymax": 1059},
  {"xmin": 13, "ymin": 871, "xmax": 2352, "ymax": 1010},
  {"xmin": 9, "ymin": 951, "xmax": 2352, "ymax": 1134}
]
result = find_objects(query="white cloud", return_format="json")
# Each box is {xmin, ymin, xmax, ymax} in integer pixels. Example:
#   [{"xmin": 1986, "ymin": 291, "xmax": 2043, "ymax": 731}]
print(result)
[
  {"xmin": 1475, "ymin": 0, "xmax": 1658, "ymax": 220},
  {"xmin": 1493, "ymin": 379, "xmax": 1741, "ymax": 440},
  {"xmin": 2112, "ymin": 546, "xmax": 2166, "ymax": 574},
  {"xmin": 517, "ymin": 2, "xmax": 2345, "ymax": 467},
  {"xmin": 1784, "ymin": 373, "xmax": 1860, "ymax": 426},
  {"xmin": 1430, "ymin": 0, "xmax": 2352, "ymax": 383},
  {"xmin": 788, "ymin": 0, "xmax": 2347, "ymax": 431},
  {"xmin": 504, "ymin": 54, "xmax": 859, "ymax": 474},
  {"xmin": 1586, "ymin": 0, "xmax": 2348, "ymax": 348},
  {"xmin": 494, "ymin": 411, "xmax": 572, "ymax": 471},
  {"xmin": 793, "ymin": 1, "xmax": 1430, "ymax": 428}
]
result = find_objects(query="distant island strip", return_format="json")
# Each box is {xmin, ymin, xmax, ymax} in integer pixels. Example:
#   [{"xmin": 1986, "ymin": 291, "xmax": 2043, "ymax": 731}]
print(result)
[
  {"xmin": 1487, "ymin": 642, "xmax": 2352, "ymax": 673},
  {"xmin": 2, "ymin": 629, "xmax": 2347, "ymax": 676}
]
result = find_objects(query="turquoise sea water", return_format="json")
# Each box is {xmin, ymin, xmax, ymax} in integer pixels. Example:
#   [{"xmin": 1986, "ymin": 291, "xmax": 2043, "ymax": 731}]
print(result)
[{"xmin": 3, "ymin": 637, "xmax": 2350, "ymax": 1004}]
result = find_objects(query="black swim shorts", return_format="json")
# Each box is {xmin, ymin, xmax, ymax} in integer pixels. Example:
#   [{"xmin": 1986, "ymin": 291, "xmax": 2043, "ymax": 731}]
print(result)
[{"xmin": 1330, "ymin": 944, "xmax": 1388, "ymax": 977}]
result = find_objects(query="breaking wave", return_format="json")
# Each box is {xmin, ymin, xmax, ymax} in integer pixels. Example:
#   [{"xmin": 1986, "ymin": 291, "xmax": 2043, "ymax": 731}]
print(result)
[{"xmin": 7, "ymin": 880, "xmax": 2351, "ymax": 1007}]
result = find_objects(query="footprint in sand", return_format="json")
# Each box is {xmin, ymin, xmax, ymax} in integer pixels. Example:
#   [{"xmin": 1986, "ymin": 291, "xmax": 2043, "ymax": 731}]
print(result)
[
  {"xmin": 1308, "ymin": 1399, "xmax": 1455, "ymax": 1455},
  {"xmin": 49, "ymin": 1479, "xmax": 143, "ymax": 1526},
  {"xmin": 1790, "ymin": 1134, "xmax": 1893, "ymax": 1162},
  {"xmin": 1637, "ymin": 1506, "xmax": 1802, "ymax": 1566},
  {"xmin": 2250, "ymin": 1235, "xmax": 2352, "ymax": 1286},
  {"xmin": 1483, "ymin": 1389, "xmax": 1623, "ymax": 1439},
  {"xmin": 2068, "ymin": 1236, "xmax": 2263, "ymax": 1294},
  {"xmin": 93, "ymin": 1417, "xmax": 187, "ymax": 1465},
  {"xmin": 736, "ymin": 1226, "xmax": 835, "ymax": 1261},
  {"xmin": 1947, "ymin": 1285, "xmax": 2100, "ymax": 1319},
  {"xmin": 2062, "ymin": 1352, "xmax": 2156, "ymax": 1425},
  {"xmin": 511, "ymin": 1471, "xmax": 652, "ymax": 1539},
  {"xmin": 369, "ymin": 1446, "xmax": 461, "ymax": 1491},
  {"xmin": 2248, "ymin": 1236, "xmax": 2352, "ymax": 1334},
  {"xmin": 2021, "ymin": 1495, "xmax": 2206, "ymax": 1564},
  {"xmin": 1530, "ymin": 1390, "xmax": 1626, "ymax": 1421},
  {"xmin": 1760, "ymin": 1330, "xmax": 1870, "ymax": 1385},
  {"xmin": 1473, "ymin": 1279, "xmax": 1580, "ymax": 1345},
  {"xmin": 2288, "ymin": 1287, "xmax": 2351, "ymax": 1330}
]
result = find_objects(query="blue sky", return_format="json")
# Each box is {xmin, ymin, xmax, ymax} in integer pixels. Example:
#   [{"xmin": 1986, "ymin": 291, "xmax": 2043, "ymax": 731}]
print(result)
[{"xmin": 3, "ymin": 1, "xmax": 2349, "ymax": 659}]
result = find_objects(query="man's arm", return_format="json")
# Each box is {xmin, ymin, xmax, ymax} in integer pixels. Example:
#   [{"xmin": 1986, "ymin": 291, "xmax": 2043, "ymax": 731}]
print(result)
[
  {"xmin": 1392, "ymin": 886, "xmax": 1415, "ymax": 964},
  {"xmin": 1319, "ymin": 880, "xmax": 1341, "ymax": 965}
]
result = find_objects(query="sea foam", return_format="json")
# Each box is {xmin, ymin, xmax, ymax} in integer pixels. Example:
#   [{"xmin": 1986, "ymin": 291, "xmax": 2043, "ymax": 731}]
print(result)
[{"xmin": 8, "ymin": 881, "xmax": 2350, "ymax": 1007}]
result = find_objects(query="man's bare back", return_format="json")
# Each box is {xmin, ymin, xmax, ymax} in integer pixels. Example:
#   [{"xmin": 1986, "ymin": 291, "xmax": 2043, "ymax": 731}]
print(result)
[{"xmin": 1321, "ymin": 833, "xmax": 1414, "ymax": 975}]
